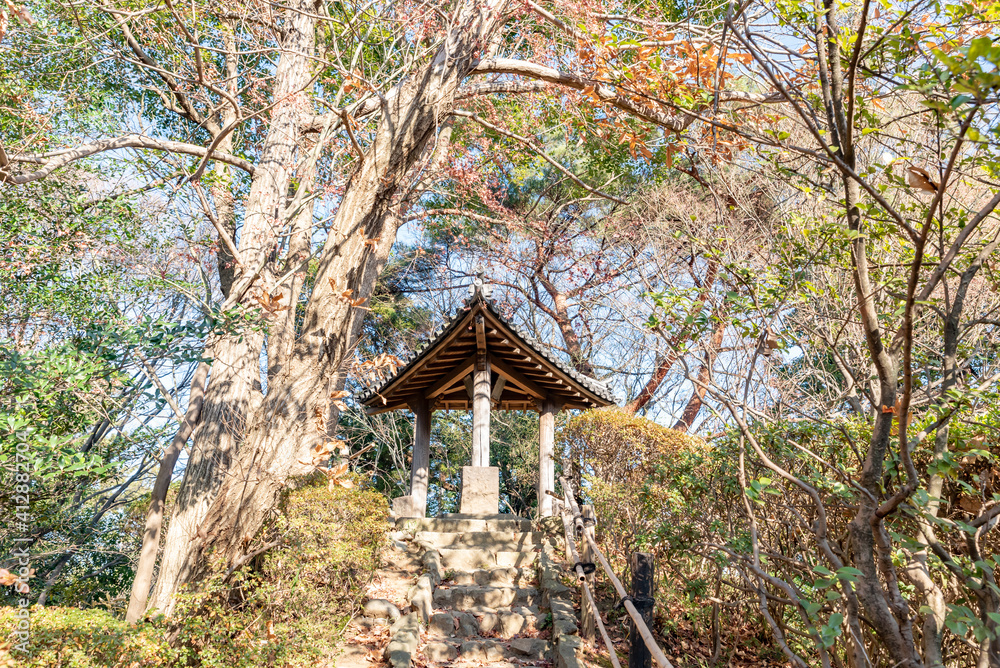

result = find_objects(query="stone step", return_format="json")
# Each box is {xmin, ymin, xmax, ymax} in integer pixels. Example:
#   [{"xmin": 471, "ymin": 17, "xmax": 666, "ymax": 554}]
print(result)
[
  {"xmin": 497, "ymin": 550, "xmax": 538, "ymax": 568},
  {"xmin": 448, "ymin": 567, "xmax": 536, "ymax": 587},
  {"xmin": 441, "ymin": 512, "xmax": 522, "ymax": 521},
  {"xmin": 397, "ymin": 516, "xmax": 533, "ymax": 533},
  {"xmin": 416, "ymin": 531, "xmax": 554, "ymax": 551},
  {"xmin": 437, "ymin": 548, "xmax": 538, "ymax": 571},
  {"xmin": 433, "ymin": 585, "xmax": 541, "ymax": 610},
  {"xmin": 422, "ymin": 637, "xmax": 551, "ymax": 664}
]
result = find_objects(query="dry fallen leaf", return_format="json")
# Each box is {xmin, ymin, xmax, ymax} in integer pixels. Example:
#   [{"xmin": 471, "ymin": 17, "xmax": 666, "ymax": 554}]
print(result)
[{"xmin": 959, "ymin": 495, "xmax": 983, "ymax": 513}]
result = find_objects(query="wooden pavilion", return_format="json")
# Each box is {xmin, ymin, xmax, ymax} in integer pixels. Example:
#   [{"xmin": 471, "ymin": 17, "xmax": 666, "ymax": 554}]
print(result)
[{"xmin": 359, "ymin": 278, "xmax": 615, "ymax": 518}]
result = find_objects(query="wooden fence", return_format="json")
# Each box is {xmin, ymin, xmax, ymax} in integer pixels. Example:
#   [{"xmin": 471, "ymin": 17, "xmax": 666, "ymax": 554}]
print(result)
[{"xmin": 556, "ymin": 476, "xmax": 675, "ymax": 668}]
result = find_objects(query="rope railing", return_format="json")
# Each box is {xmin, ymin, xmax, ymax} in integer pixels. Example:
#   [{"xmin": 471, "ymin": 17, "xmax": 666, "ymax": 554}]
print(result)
[{"xmin": 558, "ymin": 476, "xmax": 675, "ymax": 668}]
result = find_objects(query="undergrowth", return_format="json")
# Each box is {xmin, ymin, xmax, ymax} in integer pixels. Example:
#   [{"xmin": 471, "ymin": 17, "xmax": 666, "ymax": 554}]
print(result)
[{"xmin": 0, "ymin": 476, "xmax": 387, "ymax": 667}]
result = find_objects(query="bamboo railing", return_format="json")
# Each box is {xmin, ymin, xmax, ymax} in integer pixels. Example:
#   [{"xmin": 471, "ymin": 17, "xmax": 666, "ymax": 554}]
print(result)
[{"xmin": 557, "ymin": 476, "xmax": 675, "ymax": 668}]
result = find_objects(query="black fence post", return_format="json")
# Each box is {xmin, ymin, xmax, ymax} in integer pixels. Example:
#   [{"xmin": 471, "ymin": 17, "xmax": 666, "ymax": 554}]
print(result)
[{"xmin": 629, "ymin": 552, "xmax": 654, "ymax": 668}]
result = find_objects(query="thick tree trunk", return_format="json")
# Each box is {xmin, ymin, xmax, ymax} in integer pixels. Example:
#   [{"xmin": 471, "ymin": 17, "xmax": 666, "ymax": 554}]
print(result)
[
  {"xmin": 149, "ymin": 0, "xmax": 319, "ymax": 615},
  {"xmin": 160, "ymin": 0, "xmax": 510, "ymax": 601},
  {"xmin": 269, "ymin": 154, "xmax": 317, "ymax": 381}
]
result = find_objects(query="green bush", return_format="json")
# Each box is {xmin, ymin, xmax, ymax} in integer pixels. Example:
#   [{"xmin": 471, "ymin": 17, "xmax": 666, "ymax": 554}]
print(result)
[
  {"xmin": 0, "ymin": 606, "xmax": 171, "ymax": 667},
  {"xmin": 0, "ymin": 477, "xmax": 388, "ymax": 667},
  {"xmin": 255, "ymin": 476, "xmax": 388, "ymax": 659}
]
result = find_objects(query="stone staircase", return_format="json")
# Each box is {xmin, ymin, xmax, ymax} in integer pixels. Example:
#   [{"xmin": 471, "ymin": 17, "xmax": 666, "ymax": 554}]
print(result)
[{"xmin": 339, "ymin": 514, "xmax": 583, "ymax": 668}]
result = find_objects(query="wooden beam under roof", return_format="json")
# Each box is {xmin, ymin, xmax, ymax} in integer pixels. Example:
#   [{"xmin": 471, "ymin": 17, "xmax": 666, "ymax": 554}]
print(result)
[
  {"xmin": 426, "ymin": 352, "xmax": 478, "ymax": 398},
  {"xmin": 475, "ymin": 314, "xmax": 487, "ymax": 351},
  {"xmin": 489, "ymin": 355, "xmax": 546, "ymax": 400},
  {"xmin": 480, "ymin": 308, "xmax": 609, "ymax": 407},
  {"xmin": 490, "ymin": 376, "xmax": 506, "ymax": 402},
  {"xmin": 364, "ymin": 307, "xmax": 476, "ymax": 402}
]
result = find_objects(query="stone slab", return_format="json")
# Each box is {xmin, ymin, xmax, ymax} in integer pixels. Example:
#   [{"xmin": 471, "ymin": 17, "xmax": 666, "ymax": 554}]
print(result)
[
  {"xmin": 459, "ymin": 466, "xmax": 500, "ymax": 515},
  {"xmin": 399, "ymin": 516, "xmax": 533, "ymax": 533},
  {"xmin": 392, "ymin": 495, "xmax": 423, "ymax": 519},
  {"xmin": 414, "ymin": 530, "xmax": 554, "ymax": 551}
]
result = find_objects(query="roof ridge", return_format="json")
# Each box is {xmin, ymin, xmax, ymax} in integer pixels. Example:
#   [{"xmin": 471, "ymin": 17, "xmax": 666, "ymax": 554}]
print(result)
[{"xmin": 356, "ymin": 283, "xmax": 617, "ymax": 407}]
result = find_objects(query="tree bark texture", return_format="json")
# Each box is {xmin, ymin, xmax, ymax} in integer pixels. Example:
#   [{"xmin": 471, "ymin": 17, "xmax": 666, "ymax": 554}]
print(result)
[
  {"xmin": 126, "ymin": 361, "xmax": 210, "ymax": 622},
  {"xmin": 154, "ymin": 0, "xmax": 511, "ymax": 604},
  {"xmin": 150, "ymin": 0, "xmax": 322, "ymax": 614}
]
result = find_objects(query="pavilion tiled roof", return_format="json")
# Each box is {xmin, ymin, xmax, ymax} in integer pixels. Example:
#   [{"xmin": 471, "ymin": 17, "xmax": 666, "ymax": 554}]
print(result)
[{"xmin": 358, "ymin": 283, "xmax": 616, "ymax": 412}]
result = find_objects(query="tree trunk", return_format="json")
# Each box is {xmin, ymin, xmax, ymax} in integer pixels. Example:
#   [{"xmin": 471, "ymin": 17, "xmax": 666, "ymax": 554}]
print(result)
[
  {"xmin": 158, "ymin": 0, "xmax": 510, "ymax": 603},
  {"xmin": 269, "ymin": 153, "xmax": 317, "ymax": 382},
  {"xmin": 126, "ymin": 361, "xmax": 209, "ymax": 623},
  {"xmin": 149, "ymin": 0, "xmax": 320, "ymax": 615},
  {"xmin": 626, "ymin": 259, "xmax": 719, "ymax": 414},
  {"xmin": 673, "ymin": 314, "xmax": 726, "ymax": 431}
]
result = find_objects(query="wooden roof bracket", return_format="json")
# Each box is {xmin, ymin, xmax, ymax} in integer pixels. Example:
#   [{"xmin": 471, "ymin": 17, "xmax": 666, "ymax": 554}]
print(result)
[
  {"xmin": 427, "ymin": 352, "xmax": 478, "ymax": 398},
  {"xmin": 489, "ymin": 354, "xmax": 546, "ymax": 400},
  {"xmin": 475, "ymin": 314, "xmax": 488, "ymax": 372}
]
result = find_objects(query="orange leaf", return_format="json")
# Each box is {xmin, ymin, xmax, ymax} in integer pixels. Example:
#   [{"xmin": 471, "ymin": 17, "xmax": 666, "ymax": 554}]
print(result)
[{"xmin": 338, "ymin": 478, "xmax": 355, "ymax": 489}]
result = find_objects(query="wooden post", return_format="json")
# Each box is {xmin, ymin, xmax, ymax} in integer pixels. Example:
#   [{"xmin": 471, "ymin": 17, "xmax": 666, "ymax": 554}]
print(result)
[
  {"xmin": 537, "ymin": 398, "xmax": 557, "ymax": 517},
  {"xmin": 471, "ymin": 353, "xmax": 491, "ymax": 468},
  {"xmin": 629, "ymin": 552, "xmax": 654, "ymax": 668},
  {"xmin": 409, "ymin": 397, "xmax": 431, "ymax": 516},
  {"xmin": 581, "ymin": 504, "xmax": 597, "ymax": 642}
]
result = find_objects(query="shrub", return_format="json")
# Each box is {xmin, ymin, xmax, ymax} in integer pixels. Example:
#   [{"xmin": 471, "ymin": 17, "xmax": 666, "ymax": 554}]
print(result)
[
  {"xmin": 560, "ymin": 409, "xmax": 709, "ymax": 559},
  {"xmin": 0, "ymin": 606, "xmax": 172, "ymax": 667},
  {"xmin": 0, "ymin": 477, "xmax": 388, "ymax": 667},
  {"xmin": 254, "ymin": 476, "xmax": 387, "ymax": 659}
]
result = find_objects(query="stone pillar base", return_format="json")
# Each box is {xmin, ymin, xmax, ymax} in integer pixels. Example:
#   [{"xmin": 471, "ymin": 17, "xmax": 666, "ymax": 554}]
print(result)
[
  {"xmin": 459, "ymin": 466, "xmax": 500, "ymax": 515},
  {"xmin": 391, "ymin": 495, "xmax": 423, "ymax": 519}
]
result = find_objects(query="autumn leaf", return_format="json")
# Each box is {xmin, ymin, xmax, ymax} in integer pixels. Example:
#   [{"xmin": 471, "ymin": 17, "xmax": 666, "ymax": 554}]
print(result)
[
  {"xmin": 254, "ymin": 291, "xmax": 290, "ymax": 314},
  {"xmin": 330, "ymin": 389, "xmax": 351, "ymax": 409},
  {"xmin": 959, "ymin": 495, "xmax": 983, "ymax": 513}
]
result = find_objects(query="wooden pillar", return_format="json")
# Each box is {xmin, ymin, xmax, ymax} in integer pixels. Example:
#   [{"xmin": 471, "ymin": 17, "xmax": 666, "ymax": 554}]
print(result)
[
  {"xmin": 629, "ymin": 552, "xmax": 655, "ymax": 668},
  {"xmin": 471, "ymin": 354, "xmax": 491, "ymax": 467},
  {"xmin": 409, "ymin": 397, "xmax": 431, "ymax": 516},
  {"xmin": 537, "ymin": 398, "xmax": 557, "ymax": 517}
]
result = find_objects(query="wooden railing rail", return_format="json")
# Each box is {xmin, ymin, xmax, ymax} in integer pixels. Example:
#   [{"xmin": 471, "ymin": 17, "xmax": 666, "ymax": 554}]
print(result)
[
  {"xmin": 558, "ymin": 501, "xmax": 623, "ymax": 668},
  {"xmin": 558, "ymin": 476, "xmax": 675, "ymax": 668}
]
